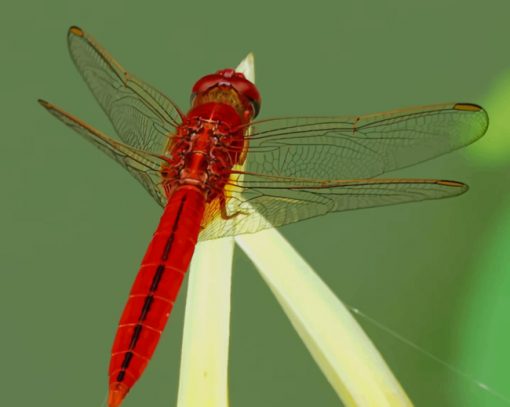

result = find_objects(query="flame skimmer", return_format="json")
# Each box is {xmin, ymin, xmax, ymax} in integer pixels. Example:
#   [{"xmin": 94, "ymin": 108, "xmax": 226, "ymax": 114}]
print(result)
[{"xmin": 39, "ymin": 26, "xmax": 488, "ymax": 407}]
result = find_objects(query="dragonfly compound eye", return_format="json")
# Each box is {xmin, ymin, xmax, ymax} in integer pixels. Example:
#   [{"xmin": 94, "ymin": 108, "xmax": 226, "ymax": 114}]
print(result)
[{"xmin": 192, "ymin": 69, "xmax": 261, "ymax": 118}]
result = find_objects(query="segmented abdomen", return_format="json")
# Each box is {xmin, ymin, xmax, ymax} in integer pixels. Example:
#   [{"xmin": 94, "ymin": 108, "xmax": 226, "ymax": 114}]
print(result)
[{"xmin": 108, "ymin": 185, "xmax": 206, "ymax": 406}]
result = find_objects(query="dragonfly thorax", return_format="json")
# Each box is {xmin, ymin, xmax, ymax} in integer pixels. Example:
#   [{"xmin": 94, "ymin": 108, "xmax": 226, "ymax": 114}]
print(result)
[{"xmin": 162, "ymin": 114, "xmax": 246, "ymax": 202}]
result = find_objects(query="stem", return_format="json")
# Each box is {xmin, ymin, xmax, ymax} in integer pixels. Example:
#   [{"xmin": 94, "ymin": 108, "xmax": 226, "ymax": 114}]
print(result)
[
  {"xmin": 236, "ymin": 228, "xmax": 413, "ymax": 407},
  {"xmin": 176, "ymin": 238, "xmax": 234, "ymax": 407}
]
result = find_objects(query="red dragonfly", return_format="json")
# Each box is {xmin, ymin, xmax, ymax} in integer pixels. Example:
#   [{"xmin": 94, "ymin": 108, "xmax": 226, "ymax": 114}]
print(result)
[{"xmin": 39, "ymin": 26, "xmax": 488, "ymax": 407}]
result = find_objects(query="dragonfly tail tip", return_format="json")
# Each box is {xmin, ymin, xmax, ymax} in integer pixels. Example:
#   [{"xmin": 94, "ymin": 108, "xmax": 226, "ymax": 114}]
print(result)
[{"xmin": 108, "ymin": 382, "xmax": 129, "ymax": 407}]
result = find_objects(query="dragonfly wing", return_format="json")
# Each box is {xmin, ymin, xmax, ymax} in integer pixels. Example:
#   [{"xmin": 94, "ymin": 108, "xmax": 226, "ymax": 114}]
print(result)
[
  {"xmin": 39, "ymin": 99, "xmax": 168, "ymax": 207},
  {"xmin": 243, "ymin": 103, "xmax": 488, "ymax": 180},
  {"xmin": 67, "ymin": 26, "xmax": 183, "ymax": 153},
  {"xmin": 198, "ymin": 175, "xmax": 466, "ymax": 240}
]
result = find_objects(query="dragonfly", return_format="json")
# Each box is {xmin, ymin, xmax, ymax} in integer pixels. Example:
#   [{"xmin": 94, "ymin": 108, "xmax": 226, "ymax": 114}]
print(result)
[{"xmin": 39, "ymin": 26, "xmax": 488, "ymax": 407}]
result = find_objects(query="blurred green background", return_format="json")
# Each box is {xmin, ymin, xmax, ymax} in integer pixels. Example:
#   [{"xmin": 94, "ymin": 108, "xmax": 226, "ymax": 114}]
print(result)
[{"xmin": 2, "ymin": 0, "xmax": 510, "ymax": 406}]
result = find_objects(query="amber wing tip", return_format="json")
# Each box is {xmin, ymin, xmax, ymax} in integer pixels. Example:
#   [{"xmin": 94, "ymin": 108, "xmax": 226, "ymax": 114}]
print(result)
[
  {"xmin": 68, "ymin": 26, "xmax": 84, "ymax": 37},
  {"xmin": 436, "ymin": 180, "xmax": 464, "ymax": 187},
  {"xmin": 453, "ymin": 102, "xmax": 484, "ymax": 112},
  {"xmin": 37, "ymin": 99, "xmax": 51, "ymax": 108},
  {"xmin": 437, "ymin": 180, "xmax": 469, "ymax": 194}
]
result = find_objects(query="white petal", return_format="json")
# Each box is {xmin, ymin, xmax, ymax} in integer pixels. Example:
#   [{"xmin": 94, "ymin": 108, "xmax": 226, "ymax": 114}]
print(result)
[
  {"xmin": 235, "ymin": 52, "xmax": 255, "ymax": 83},
  {"xmin": 236, "ymin": 226, "xmax": 413, "ymax": 407},
  {"xmin": 176, "ymin": 53, "xmax": 255, "ymax": 407},
  {"xmin": 177, "ymin": 238, "xmax": 234, "ymax": 407}
]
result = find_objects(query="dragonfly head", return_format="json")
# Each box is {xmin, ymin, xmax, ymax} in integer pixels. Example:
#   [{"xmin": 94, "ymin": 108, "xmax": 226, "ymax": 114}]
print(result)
[{"xmin": 191, "ymin": 69, "xmax": 261, "ymax": 119}]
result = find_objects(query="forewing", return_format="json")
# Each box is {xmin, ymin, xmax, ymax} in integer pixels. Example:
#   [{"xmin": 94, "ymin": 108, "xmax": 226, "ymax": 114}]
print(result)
[
  {"xmin": 243, "ymin": 103, "xmax": 488, "ymax": 180},
  {"xmin": 39, "ymin": 99, "xmax": 168, "ymax": 207},
  {"xmin": 67, "ymin": 26, "xmax": 183, "ymax": 153},
  {"xmin": 199, "ymin": 176, "xmax": 466, "ymax": 240}
]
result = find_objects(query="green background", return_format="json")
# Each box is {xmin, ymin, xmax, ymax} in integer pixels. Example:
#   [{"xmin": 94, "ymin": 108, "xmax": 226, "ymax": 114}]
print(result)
[{"xmin": 2, "ymin": 0, "xmax": 510, "ymax": 406}]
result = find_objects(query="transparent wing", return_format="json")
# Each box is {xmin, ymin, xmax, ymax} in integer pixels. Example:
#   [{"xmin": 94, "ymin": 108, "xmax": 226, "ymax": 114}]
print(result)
[
  {"xmin": 199, "ymin": 102, "xmax": 486, "ymax": 239},
  {"xmin": 39, "ymin": 99, "xmax": 168, "ymax": 207},
  {"xmin": 199, "ymin": 176, "xmax": 466, "ymax": 240},
  {"xmin": 67, "ymin": 26, "xmax": 183, "ymax": 154},
  {"xmin": 242, "ymin": 103, "xmax": 488, "ymax": 180}
]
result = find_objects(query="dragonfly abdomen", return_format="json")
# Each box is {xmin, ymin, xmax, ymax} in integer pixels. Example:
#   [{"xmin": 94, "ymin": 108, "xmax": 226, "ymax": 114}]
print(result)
[{"xmin": 108, "ymin": 185, "xmax": 206, "ymax": 407}]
